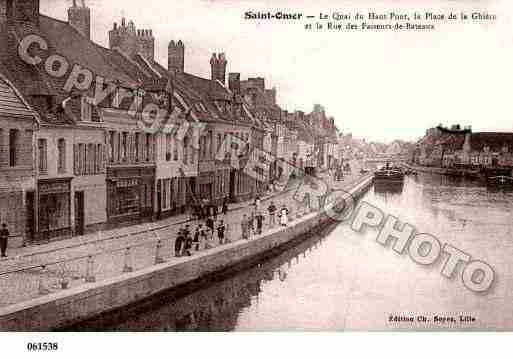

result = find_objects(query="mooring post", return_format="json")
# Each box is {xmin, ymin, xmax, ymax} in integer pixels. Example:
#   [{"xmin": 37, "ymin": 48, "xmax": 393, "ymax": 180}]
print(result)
[
  {"xmin": 85, "ymin": 255, "xmax": 96, "ymax": 283},
  {"xmin": 155, "ymin": 239, "xmax": 165, "ymax": 264},
  {"xmin": 123, "ymin": 247, "xmax": 133, "ymax": 273},
  {"xmin": 38, "ymin": 265, "xmax": 50, "ymax": 295}
]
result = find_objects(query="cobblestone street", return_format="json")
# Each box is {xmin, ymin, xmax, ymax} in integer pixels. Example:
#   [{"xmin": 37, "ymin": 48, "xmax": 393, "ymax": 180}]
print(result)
[{"xmin": 0, "ymin": 167, "xmax": 365, "ymax": 308}]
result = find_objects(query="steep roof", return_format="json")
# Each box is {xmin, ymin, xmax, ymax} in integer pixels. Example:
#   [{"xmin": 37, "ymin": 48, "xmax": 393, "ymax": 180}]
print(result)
[
  {"xmin": 0, "ymin": 71, "xmax": 38, "ymax": 120},
  {"xmin": 2, "ymin": 12, "xmax": 263, "ymax": 131}
]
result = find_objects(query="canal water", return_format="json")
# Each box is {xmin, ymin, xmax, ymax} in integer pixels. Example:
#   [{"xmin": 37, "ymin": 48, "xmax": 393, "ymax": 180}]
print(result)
[{"xmin": 69, "ymin": 173, "xmax": 513, "ymax": 331}]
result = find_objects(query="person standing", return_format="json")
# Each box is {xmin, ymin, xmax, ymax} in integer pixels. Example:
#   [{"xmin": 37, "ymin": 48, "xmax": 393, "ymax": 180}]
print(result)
[
  {"xmin": 241, "ymin": 215, "xmax": 249, "ymax": 240},
  {"xmin": 279, "ymin": 205, "xmax": 289, "ymax": 227},
  {"xmin": 267, "ymin": 201, "xmax": 277, "ymax": 228},
  {"xmin": 253, "ymin": 196, "xmax": 261, "ymax": 216},
  {"xmin": 256, "ymin": 213, "xmax": 264, "ymax": 235},
  {"xmin": 213, "ymin": 203, "xmax": 218, "ymax": 220},
  {"xmin": 222, "ymin": 198, "xmax": 229, "ymax": 217},
  {"xmin": 184, "ymin": 229, "xmax": 193, "ymax": 256},
  {"xmin": 248, "ymin": 212, "xmax": 255, "ymax": 237},
  {"xmin": 217, "ymin": 220, "xmax": 226, "ymax": 245},
  {"xmin": 193, "ymin": 225, "xmax": 202, "ymax": 251},
  {"xmin": 206, "ymin": 216, "xmax": 215, "ymax": 240},
  {"xmin": 0, "ymin": 223, "xmax": 8, "ymax": 258},
  {"xmin": 175, "ymin": 228, "xmax": 184, "ymax": 257}
]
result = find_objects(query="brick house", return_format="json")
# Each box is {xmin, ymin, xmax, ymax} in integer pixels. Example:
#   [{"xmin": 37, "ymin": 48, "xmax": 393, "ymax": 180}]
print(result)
[{"xmin": 0, "ymin": 71, "xmax": 38, "ymax": 245}]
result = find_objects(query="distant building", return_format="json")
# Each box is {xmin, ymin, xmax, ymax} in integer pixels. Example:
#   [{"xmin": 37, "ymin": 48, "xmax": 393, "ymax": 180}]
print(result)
[{"xmin": 414, "ymin": 125, "xmax": 513, "ymax": 169}]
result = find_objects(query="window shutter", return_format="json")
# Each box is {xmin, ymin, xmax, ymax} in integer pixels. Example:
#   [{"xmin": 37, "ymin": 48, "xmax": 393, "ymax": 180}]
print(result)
[
  {"xmin": 101, "ymin": 144, "xmax": 106, "ymax": 173},
  {"xmin": 73, "ymin": 144, "xmax": 78, "ymax": 175}
]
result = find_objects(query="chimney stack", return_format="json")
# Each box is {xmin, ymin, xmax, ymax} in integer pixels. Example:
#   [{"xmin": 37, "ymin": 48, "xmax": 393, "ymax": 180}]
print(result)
[
  {"xmin": 68, "ymin": 0, "xmax": 91, "ymax": 39},
  {"xmin": 168, "ymin": 40, "xmax": 184, "ymax": 74},
  {"xmin": 228, "ymin": 72, "xmax": 240, "ymax": 93},
  {"xmin": 210, "ymin": 52, "xmax": 227, "ymax": 84}
]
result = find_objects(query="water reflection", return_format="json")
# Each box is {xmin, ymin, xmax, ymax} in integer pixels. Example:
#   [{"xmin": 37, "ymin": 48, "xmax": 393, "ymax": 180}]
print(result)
[{"xmin": 374, "ymin": 181, "xmax": 404, "ymax": 196}]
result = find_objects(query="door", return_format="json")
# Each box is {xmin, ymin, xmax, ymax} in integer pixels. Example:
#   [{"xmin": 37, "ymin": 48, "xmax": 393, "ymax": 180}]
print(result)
[
  {"xmin": 25, "ymin": 191, "xmax": 35, "ymax": 242},
  {"xmin": 74, "ymin": 191, "xmax": 85, "ymax": 236},
  {"xmin": 229, "ymin": 169, "xmax": 236, "ymax": 201}
]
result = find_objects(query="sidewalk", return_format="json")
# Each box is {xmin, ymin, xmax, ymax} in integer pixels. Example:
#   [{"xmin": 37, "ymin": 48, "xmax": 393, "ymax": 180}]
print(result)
[
  {"xmin": 0, "ymin": 169, "xmax": 367, "ymax": 308},
  {"xmin": 0, "ymin": 181, "xmax": 293, "ymax": 263}
]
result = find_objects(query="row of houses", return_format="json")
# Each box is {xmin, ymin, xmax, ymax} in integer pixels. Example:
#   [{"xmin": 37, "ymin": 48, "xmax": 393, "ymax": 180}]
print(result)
[
  {"xmin": 413, "ymin": 125, "xmax": 513, "ymax": 169},
  {"xmin": 0, "ymin": 0, "xmax": 341, "ymax": 245}
]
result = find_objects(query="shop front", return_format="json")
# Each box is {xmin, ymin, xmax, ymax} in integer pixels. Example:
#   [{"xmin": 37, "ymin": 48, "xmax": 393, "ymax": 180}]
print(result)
[
  {"xmin": 106, "ymin": 167, "xmax": 155, "ymax": 227},
  {"xmin": 38, "ymin": 178, "xmax": 72, "ymax": 241}
]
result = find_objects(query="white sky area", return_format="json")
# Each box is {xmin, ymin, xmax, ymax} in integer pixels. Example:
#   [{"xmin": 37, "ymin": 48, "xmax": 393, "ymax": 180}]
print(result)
[{"xmin": 41, "ymin": 0, "xmax": 513, "ymax": 142}]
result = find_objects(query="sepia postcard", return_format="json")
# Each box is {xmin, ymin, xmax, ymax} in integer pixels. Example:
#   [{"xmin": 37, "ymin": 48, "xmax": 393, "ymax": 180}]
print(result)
[{"xmin": 1, "ymin": 0, "xmax": 513, "ymax": 355}]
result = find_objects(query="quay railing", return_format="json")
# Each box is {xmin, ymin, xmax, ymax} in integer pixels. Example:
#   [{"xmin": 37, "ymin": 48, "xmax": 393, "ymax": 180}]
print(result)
[{"xmin": 0, "ymin": 192, "xmax": 312, "ymax": 308}]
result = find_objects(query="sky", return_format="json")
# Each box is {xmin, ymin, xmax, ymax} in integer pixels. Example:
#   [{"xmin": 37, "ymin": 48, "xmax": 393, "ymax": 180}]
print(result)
[{"xmin": 41, "ymin": 0, "xmax": 513, "ymax": 142}]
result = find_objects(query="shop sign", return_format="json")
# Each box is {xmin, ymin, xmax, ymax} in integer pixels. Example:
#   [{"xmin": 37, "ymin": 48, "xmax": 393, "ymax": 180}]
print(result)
[
  {"xmin": 39, "ymin": 180, "xmax": 70, "ymax": 195},
  {"xmin": 116, "ymin": 179, "xmax": 139, "ymax": 188}
]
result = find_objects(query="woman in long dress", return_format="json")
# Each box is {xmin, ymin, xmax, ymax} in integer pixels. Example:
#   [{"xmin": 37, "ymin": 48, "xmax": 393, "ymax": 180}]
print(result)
[{"xmin": 279, "ymin": 206, "xmax": 289, "ymax": 226}]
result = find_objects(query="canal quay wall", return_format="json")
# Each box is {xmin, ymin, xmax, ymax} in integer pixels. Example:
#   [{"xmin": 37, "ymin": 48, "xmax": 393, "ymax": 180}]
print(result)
[{"xmin": 0, "ymin": 176, "xmax": 373, "ymax": 331}]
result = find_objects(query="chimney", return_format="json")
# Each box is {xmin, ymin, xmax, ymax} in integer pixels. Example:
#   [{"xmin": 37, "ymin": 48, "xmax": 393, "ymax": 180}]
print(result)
[
  {"xmin": 210, "ymin": 52, "xmax": 227, "ymax": 84},
  {"xmin": 68, "ymin": 0, "xmax": 91, "ymax": 39},
  {"xmin": 5, "ymin": 0, "xmax": 40, "ymax": 27},
  {"xmin": 228, "ymin": 72, "xmax": 240, "ymax": 93},
  {"xmin": 168, "ymin": 40, "xmax": 184, "ymax": 74}
]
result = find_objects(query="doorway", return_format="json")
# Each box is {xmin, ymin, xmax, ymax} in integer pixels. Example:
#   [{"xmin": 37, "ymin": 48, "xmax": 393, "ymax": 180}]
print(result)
[
  {"xmin": 74, "ymin": 191, "xmax": 85, "ymax": 236},
  {"xmin": 25, "ymin": 191, "xmax": 35, "ymax": 242},
  {"xmin": 229, "ymin": 169, "xmax": 236, "ymax": 201}
]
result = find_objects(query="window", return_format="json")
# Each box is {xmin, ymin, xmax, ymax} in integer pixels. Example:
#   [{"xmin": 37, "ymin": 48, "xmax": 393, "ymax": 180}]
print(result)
[
  {"xmin": 217, "ymin": 133, "xmax": 222, "ymax": 154},
  {"xmin": 173, "ymin": 138, "xmax": 178, "ymax": 161},
  {"xmin": 145, "ymin": 134, "xmax": 151, "ymax": 162},
  {"xmin": 88, "ymin": 144, "xmax": 95, "ymax": 174},
  {"xmin": 183, "ymin": 136, "xmax": 189, "ymax": 164},
  {"xmin": 9, "ymin": 129, "xmax": 18, "ymax": 167},
  {"xmin": 122, "ymin": 132, "xmax": 128, "ymax": 162},
  {"xmin": 38, "ymin": 139, "xmax": 47, "ymax": 173},
  {"xmin": 96, "ymin": 144, "xmax": 102, "ymax": 173},
  {"xmin": 57, "ymin": 138, "xmax": 66, "ymax": 173},
  {"xmin": 81, "ymin": 96, "xmax": 92, "ymax": 121},
  {"xmin": 166, "ymin": 134, "xmax": 172, "ymax": 161},
  {"xmin": 208, "ymin": 131, "xmax": 213, "ymax": 159},
  {"xmin": 135, "ymin": 133, "xmax": 141, "ymax": 162},
  {"xmin": 109, "ymin": 131, "xmax": 115, "ymax": 163}
]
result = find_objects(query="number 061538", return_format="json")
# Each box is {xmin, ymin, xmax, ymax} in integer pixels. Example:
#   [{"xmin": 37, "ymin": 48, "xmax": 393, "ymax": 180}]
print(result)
[{"xmin": 26, "ymin": 342, "xmax": 59, "ymax": 351}]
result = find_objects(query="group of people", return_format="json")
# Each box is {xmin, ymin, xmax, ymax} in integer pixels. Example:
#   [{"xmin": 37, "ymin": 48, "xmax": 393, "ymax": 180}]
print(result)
[
  {"xmin": 173, "ymin": 191, "xmax": 296, "ymax": 256},
  {"xmin": 240, "ymin": 197, "xmax": 290, "ymax": 240},
  {"xmin": 174, "ymin": 216, "xmax": 229, "ymax": 257}
]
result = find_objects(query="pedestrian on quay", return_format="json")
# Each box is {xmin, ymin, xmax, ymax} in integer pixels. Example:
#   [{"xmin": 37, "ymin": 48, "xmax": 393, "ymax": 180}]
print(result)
[
  {"xmin": 217, "ymin": 220, "xmax": 226, "ymax": 245},
  {"xmin": 267, "ymin": 201, "xmax": 277, "ymax": 228},
  {"xmin": 199, "ymin": 223, "xmax": 210, "ymax": 250},
  {"xmin": 213, "ymin": 203, "xmax": 218, "ymax": 220},
  {"xmin": 248, "ymin": 212, "xmax": 255, "ymax": 237},
  {"xmin": 256, "ymin": 212, "xmax": 264, "ymax": 235},
  {"xmin": 253, "ymin": 196, "xmax": 261, "ymax": 215},
  {"xmin": 175, "ymin": 227, "xmax": 185, "ymax": 257},
  {"xmin": 206, "ymin": 216, "xmax": 215, "ymax": 240},
  {"xmin": 279, "ymin": 205, "xmax": 289, "ymax": 227},
  {"xmin": 184, "ymin": 230, "xmax": 193, "ymax": 257},
  {"xmin": 222, "ymin": 198, "xmax": 229, "ymax": 217},
  {"xmin": 0, "ymin": 223, "xmax": 9, "ymax": 258},
  {"xmin": 241, "ymin": 214, "xmax": 250, "ymax": 240},
  {"xmin": 193, "ymin": 225, "xmax": 202, "ymax": 251}
]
